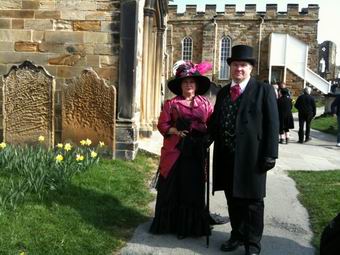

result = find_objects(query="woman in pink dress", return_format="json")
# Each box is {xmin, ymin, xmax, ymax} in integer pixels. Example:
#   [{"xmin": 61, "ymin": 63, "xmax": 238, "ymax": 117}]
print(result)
[{"xmin": 149, "ymin": 61, "xmax": 213, "ymax": 239}]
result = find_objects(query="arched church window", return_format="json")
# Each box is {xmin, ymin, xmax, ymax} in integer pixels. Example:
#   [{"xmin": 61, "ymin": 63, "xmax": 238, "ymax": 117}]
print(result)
[
  {"xmin": 219, "ymin": 36, "xmax": 231, "ymax": 80},
  {"xmin": 182, "ymin": 37, "xmax": 192, "ymax": 61}
]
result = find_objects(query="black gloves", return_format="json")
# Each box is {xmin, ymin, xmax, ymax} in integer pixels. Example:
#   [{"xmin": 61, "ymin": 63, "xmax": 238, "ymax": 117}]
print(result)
[
  {"xmin": 262, "ymin": 157, "xmax": 276, "ymax": 171},
  {"xmin": 175, "ymin": 117, "xmax": 191, "ymax": 131}
]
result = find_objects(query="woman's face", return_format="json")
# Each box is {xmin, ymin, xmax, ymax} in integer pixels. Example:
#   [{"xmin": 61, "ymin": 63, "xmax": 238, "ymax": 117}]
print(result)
[{"xmin": 181, "ymin": 77, "xmax": 196, "ymax": 96}]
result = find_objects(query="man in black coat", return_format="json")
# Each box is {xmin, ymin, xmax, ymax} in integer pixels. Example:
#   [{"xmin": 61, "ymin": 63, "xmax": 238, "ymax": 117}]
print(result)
[
  {"xmin": 208, "ymin": 45, "xmax": 279, "ymax": 255},
  {"xmin": 294, "ymin": 87, "xmax": 316, "ymax": 143}
]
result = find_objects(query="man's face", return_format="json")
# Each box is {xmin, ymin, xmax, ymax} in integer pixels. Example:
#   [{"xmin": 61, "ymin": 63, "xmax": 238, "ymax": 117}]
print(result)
[{"xmin": 230, "ymin": 61, "xmax": 253, "ymax": 83}]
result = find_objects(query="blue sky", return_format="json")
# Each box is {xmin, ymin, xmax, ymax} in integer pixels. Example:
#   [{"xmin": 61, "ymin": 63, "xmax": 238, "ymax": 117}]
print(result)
[{"xmin": 171, "ymin": 0, "xmax": 339, "ymax": 64}]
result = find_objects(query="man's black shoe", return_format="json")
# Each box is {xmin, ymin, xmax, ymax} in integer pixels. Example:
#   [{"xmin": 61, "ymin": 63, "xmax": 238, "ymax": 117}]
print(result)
[
  {"xmin": 245, "ymin": 245, "xmax": 260, "ymax": 255},
  {"xmin": 220, "ymin": 239, "xmax": 243, "ymax": 252},
  {"xmin": 304, "ymin": 137, "xmax": 312, "ymax": 142}
]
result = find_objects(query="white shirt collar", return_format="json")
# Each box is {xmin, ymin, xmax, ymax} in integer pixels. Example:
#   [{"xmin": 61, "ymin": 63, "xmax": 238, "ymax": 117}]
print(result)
[{"xmin": 231, "ymin": 77, "xmax": 250, "ymax": 93}]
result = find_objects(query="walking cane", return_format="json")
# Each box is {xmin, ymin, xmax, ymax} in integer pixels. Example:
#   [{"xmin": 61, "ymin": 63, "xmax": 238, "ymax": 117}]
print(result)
[{"xmin": 206, "ymin": 147, "xmax": 210, "ymax": 248}]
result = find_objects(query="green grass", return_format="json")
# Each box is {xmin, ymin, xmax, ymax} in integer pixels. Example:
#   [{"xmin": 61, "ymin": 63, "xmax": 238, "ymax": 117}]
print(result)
[
  {"xmin": 288, "ymin": 170, "xmax": 340, "ymax": 254},
  {"xmin": 311, "ymin": 114, "xmax": 338, "ymax": 135},
  {"xmin": 0, "ymin": 151, "xmax": 158, "ymax": 255}
]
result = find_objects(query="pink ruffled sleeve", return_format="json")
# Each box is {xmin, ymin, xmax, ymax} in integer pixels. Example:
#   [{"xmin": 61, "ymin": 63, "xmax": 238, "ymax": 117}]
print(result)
[{"xmin": 157, "ymin": 99, "xmax": 172, "ymax": 136}]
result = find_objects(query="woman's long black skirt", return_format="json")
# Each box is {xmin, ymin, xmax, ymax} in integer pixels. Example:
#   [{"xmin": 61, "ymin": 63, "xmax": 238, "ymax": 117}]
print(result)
[{"xmin": 149, "ymin": 135, "xmax": 211, "ymax": 238}]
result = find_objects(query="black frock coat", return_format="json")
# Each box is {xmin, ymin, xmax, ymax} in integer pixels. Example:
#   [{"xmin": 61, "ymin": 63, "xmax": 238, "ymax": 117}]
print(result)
[{"xmin": 209, "ymin": 78, "xmax": 279, "ymax": 199}]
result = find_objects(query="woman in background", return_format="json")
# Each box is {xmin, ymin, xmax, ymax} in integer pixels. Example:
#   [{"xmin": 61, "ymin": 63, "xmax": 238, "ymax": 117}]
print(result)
[{"xmin": 277, "ymin": 88, "xmax": 294, "ymax": 144}]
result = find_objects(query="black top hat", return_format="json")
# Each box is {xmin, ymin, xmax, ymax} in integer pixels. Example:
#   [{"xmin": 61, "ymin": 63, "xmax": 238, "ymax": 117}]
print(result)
[
  {"xmin": 167, "ymin": 61, "xmax": 212, "ymax": 96},
  {"xmin": 227, "ymin": 45, "xmax": 256, "ymax": 66}
]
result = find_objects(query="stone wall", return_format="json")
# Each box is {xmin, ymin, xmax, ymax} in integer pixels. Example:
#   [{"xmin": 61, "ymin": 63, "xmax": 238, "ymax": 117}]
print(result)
[
  {"xmin": 0, "ymin": 0, "xmax": 120, "ymax": 82},
  {"xmin": 0, "ymin": 0, "xmax": 119, "ymax": 156},
  {"xmin": 167, "ymin": 4, "xmax": 319, "ymax": 95}
]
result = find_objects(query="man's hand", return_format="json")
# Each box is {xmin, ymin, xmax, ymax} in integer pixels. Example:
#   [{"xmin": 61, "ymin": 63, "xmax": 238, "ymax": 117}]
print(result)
[{"xmin": 262, "ymin": 157, "xmax": 276, "ymax": 171}]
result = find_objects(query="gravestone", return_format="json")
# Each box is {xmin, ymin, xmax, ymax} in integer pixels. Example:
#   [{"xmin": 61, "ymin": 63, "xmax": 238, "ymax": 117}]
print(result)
[
  {"xmin": 3, "ymin": 61, "xmax": 55, "ymax": 147},
  {"xmin": 62, "ymin": 69, "xmax": 116, "ymax": 155}
]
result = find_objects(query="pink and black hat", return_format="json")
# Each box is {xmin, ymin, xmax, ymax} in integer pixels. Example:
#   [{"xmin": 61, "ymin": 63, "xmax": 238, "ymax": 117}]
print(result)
[{"xmin": 167, "ymin": 61, "xmax": 212, "ymax": 96}]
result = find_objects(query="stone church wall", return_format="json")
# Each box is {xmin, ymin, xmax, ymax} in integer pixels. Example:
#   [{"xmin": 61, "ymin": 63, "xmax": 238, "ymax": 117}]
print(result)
[{"xmin": 167, "ymin": 4, "xmax": 319, "ymax": 95}]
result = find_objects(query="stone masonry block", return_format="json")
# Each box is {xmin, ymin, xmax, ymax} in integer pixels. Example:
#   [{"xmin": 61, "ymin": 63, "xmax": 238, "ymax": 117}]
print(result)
[
  {"xmin": 15, "ymin": 41, "xmax": 39, "ymax": 52},
  {"xmin": 45, "ymin": 31, "xmax": 84, "ymax": 44},
  {"xmin": 287, "ymin": 4, "xmax": 299, "ymax": 16},
  {"xmin": 12, "ymin": 19, "xmax": 24, "ymax": 29},
  {"xmin": 86, "ymin": 55, "xmax": 100, "ymax": 67},
  {"xmin": 0, "ymin": 42, "xmax": 13, "ymax": 51},
  {"xmin": 73, "ymin": 21, "xmax": 101, "ymax": 31},
  {"xmin": 35, "ymin": 11, "xmax": 61, "ymax": 19},
  {"xmin": 85, "ymin": 11, "xmax": 112, "ymax": 21},
  {"xmin": 0, "ymin": 30, "xmax": 32, "ymax": 42},
  {"xmin": 94, "ymin": 67, "xmax": 117, "ymax": 81},
  {"xmin": 24, "ymin": 19, "xmax": 54, "ymax": 30},
  {"xmin": 61, "ymin": 11, "xmax": 86, "ymax": 20},
  {"xmin": 0, "ymin": 19, "xmax": 11, "ymax": 29},
  {"xmin": 39, "ymin": 0, "xmax": 56, "ymax": 10},
  {"xmin": 56, "ymin": 66, "xmax": 83, "ymax": 78},
  {"xmin": 84, "ymin": 32, "xmax": 113, "ymax": 43},
  {"xmin": 22, "ymin": 1, "xmax": 40, "ymax": 10},
  {"xmin": 56, "ymin": 0, "xmax": 97, "ymax": 11},
  {"xmin": 48, "ymin": 54, "xmax": 82, "ymax": 66},
  {"xmin": 0, "ymin": 52, "xmax": 50, "ymax": 65},
  {"xmin": 1, "ymin": 0, "xmax": 22, "ymax": 10},
  {"xmin": 53, "ymin": 20, "xmax": 73, "ymax": 31},
  {"xmin": 94, "ymin": 43, "xmax": 115, "ymax": 55},
  {"xmin": 0, "ymin": 10, "xmax": 34, "ymax": 19}
]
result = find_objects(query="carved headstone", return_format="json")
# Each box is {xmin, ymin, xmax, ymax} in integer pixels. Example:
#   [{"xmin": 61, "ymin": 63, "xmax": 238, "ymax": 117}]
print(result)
[
  {"xmin": 62, "ymin": 69, "xmax": 116, "ymax": 155},
  {"xmin": 3, "ymin": 61, "xmax": 55, "ymax": 147}
]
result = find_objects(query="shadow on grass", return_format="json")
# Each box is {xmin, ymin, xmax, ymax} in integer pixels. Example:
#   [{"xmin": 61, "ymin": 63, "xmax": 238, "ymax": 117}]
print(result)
[{"xmin": 45, "ymin": 183, "xmax": 150, "ymax": 236}]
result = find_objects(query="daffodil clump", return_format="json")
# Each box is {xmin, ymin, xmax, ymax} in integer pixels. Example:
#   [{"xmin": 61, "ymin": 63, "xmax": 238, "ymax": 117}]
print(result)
[{"xmin": 0, "ymin": 136, "xmax": 105, "ymax": 209}]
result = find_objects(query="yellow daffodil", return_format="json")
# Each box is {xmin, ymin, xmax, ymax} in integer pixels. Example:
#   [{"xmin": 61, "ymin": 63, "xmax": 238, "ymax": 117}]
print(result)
[
  {"xmin": 0, "ymin": 142, "xmax": 6, "ymax": 149},
  {"xmin": 38, "ymin": 135, "xmax": 45, "ymax": 142},
  {"xmin": 90, "ymin": 151, "xmax": 97, "ymax": 158},
  {"xmin": 80, "ymin": 140, "xmax": 86, "ymax": 146},
  {"xmin": 56, "ymin": 154, "xmax": 63, "ymax": 162},
  {"xmin": 76, "ymin": 154, "xmax": 84, "ymax": 161},
  {"xmin": 56, "ymin": 143, "xmax": 63, "ymax": 149},
  {"xmin": 64, "ymin": 143, "xmax": 72, "ymax": 151},
  {"xmin": 85, "ymin": 138, "xmax": 92, "ymax": 146},
  {"xmin": 99, "ymin": 141, "xmax": 105, "ymax": 147}
]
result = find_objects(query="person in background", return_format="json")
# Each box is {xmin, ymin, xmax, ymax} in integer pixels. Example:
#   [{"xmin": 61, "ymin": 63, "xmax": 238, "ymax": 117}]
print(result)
[
  {"xmin": 294, "ymin": 87, "xmax": 316, "ymax": 143},
  {"xmin": 208, "ymin": 45, "xmax": 279, "ymax": 255},
  {"xmin": 331, "ymin": 94, "xmax": 340, "ymax": 147},
  {"xmin": 149, "ymin": 61, "xmax": 213, "ymax": 239},
  {"xmin": 272, "ymin": 83, "xmax": 279, "ymax": 99},
  {"xmin": 277, "ymin": 81, "xmax": 291, "ymax": 98},
  {"xmin": 277, "ymin": 88, "xmax": 294, "ymax": 144}
]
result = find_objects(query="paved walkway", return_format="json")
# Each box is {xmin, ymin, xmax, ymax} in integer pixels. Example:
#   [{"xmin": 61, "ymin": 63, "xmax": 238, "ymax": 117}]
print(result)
[{"xmin": 120, "ymin": 108, "xmax": 340, "ymax": 255}]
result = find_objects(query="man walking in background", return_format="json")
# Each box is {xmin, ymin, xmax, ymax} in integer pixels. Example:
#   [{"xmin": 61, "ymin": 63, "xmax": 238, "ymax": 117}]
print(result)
[{"xmin": 294, "ymin": 87, "xmax": 316, "ymax": 143}]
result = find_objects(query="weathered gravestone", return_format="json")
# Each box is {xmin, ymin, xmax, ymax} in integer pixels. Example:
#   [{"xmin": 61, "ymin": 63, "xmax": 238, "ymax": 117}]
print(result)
[
  {"xmin": 3, "ymin": 61, "xmax": 55, "ymax": 147},
  {"xmin": 62, "ymin": 69, "xmax": 116, "ymax": 156}
]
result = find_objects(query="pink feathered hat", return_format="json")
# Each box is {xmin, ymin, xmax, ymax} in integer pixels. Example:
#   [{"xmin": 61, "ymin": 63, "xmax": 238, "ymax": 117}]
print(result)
[{"xmin": 167, "ymin": 61, "xmax": 212, "ymax": 96}]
